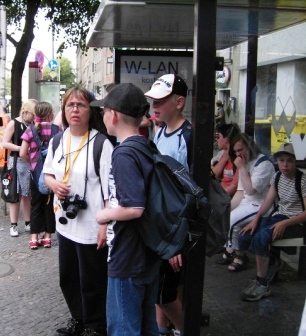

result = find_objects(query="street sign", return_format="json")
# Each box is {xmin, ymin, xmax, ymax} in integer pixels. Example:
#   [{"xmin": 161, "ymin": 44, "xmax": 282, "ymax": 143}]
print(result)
[
  {"xmin": 48, "ymin": 59, "xmax": 58, "ymax": 71},
  {"xmin": 35, "ymin": 51, "xmax": 44, "ymax": 68}
]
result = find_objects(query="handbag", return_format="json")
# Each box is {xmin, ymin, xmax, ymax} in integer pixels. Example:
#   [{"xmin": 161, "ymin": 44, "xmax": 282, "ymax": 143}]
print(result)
[
  {"xmin": 1, "ymin": 149, "xmax": 19, "ymax": 203},
  {"xmin": 205, "ymin": 171, "xmax": 231, "ymax": 257}
]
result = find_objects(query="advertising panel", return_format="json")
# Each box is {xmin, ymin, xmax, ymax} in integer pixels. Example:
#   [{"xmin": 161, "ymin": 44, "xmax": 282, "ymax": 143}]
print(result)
[{"xmin": 115, "ymin": 50, "xmax": 193, "ymax": 120}]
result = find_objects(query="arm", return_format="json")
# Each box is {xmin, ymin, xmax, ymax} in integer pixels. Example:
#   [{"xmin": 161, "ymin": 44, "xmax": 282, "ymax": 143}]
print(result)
[
  {"xmin": 2, "ymin": 120, "xmax": 21, "ymax": 152},
  {"xmin": 97, "ymin": 200, "xmax": 109, "ymax": 250},
  {"xmin": 44, "ymin": 173, "xmax": 71, "ymax": 199},
  {"xmin": 223, "ymin": 169, "xmax": 238, "ymax": 196},
  {"xmin": 271, "ymin": 197, "xmax": 306, "ymax": 241},
  {"xmin": 231, "ymin": 190, "xmax": 244, "ymax": 210},
  {"xmin": 234, "ymin": 156, "xmax": 257, "ymax": 195},
  {"xmin": 240, "ymin": 185, "xmax": 277, "ymax": 235},
  {"xmin": 96, "ymin": 206, "xmax": 144, "ymax": 224},
  {"xmin": 19, "ymin": 140, "xmax": 30, "ymax": 163},
  {"xmin": 211, "ymin": 151, "xmax": 229, "ymax": 179}
]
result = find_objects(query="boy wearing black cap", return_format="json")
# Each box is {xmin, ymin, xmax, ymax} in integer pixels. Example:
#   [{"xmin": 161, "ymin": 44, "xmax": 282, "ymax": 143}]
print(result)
[
  {"xmin": 145, "ymin": 74, "xmax": 190, "ymax": 336},
  {"xmin": 92, "ymin": 83, "xmax": 161, "ymax": 336},
  {"xmin": 238, "ymin": 143, "xmax": 306, "ymax": 301}
]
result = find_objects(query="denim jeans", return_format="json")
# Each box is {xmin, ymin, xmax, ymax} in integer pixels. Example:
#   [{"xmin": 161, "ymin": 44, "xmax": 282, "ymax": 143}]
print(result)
[
  {"xmin": 107, "ymin": 263, "xmax": 160, "ymax": 336},
  {"xmin": 238, "ymin": 214, "xmax": 303, "ymax": 257}
]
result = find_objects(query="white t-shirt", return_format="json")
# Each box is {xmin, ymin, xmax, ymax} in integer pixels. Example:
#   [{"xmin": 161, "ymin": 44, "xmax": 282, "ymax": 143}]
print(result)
[
  {"xmin": 43, "ymin": 128, "xmax": 113, "ymax": 244},
  {"xmin": 238, "ymin": 154, "xmax": 275, "ymax": 206}
]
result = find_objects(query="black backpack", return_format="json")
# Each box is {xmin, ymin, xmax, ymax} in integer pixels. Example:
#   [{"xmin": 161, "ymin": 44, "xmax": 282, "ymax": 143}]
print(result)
[
  {"xmin": 30, "ymin": 124, "xmax": 59, "ymax": 191},
  {"xmin": 117, "ymin": 139, "xmax": 211, "ymax": 260}
]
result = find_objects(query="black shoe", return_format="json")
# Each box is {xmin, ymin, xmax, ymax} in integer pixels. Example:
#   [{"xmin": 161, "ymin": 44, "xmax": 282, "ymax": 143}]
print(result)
[
  {"xmin": 215, "ymin": 250, "xmax": 234, "ymax": 265},
  {"xmin": 57, "ymin": 318, "xmax": 85, "ymax": 335}
]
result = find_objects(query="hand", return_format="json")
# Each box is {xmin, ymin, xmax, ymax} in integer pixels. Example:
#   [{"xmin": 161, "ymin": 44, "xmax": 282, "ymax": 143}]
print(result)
[
  {"xmin": 169, "ymin": 254, "xmax": 183, "ymax": 272},
  {"xmin": 97, "ymin": 225, "xmax": 107, "ymax": 250},
  {"xmin": 271, "ymin": 221, "xmax": 287, "ymax": 241},
  {"xmin": 53, "ymin": 181, "xmax": 71, "ymax": 199},
  {"xmin": 234, "ymin": 156, "xmax": 246, "ymax": 170},
  {"xmin": 240, "ymin": 220, "xmax": 257, "ymax": 235}
]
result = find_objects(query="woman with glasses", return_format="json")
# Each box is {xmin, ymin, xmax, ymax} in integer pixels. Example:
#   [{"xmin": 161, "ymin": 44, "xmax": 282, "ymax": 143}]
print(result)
[
  {"xmin": 44, "ymin": 87, "xmax": 113, "ymax": 336},
  {"xmin": 216, "ymin": 133, "xmax": 275, "ymax": 272},
  {"xmin": 2, "ymin": 99, "xmax": 38, "ymax": 237}
]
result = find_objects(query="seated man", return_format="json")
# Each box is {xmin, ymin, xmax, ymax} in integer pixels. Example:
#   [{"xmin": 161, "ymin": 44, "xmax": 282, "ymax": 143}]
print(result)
[
  {"xmin": 211, "ymin": 123, "xmax": 241, "ymax": 196},
  {"xmin": 239, "ymin": 143, "xmax": 306, "ymax": 301}
]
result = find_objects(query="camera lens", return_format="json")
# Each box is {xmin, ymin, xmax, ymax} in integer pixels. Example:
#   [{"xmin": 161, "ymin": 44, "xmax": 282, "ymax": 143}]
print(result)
[
  {"xmin": 66, "ymin": 204, "xmax": 79, "ymax": 219},
  {"xmin": 59, "ymin": 217, "xmax": 68, "ymax": 224}
]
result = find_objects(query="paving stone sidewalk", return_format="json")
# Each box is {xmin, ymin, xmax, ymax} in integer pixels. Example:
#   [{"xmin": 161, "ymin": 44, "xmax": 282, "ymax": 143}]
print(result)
[{"xmin": 0, "ymin": 199, "xmax": 305, "ymax": 336}]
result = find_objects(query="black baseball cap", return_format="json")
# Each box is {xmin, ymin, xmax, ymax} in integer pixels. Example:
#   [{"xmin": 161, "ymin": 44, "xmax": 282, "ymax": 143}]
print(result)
[{"xmin": 90, "ymin": 83, "xmax": 149, "ymax": 118}]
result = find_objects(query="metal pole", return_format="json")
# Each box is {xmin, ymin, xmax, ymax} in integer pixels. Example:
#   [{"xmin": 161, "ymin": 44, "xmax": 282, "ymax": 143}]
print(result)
[
  {"xmin": 245, "ymin": 4, "xmax": 259, "ymax": 137},
  {"xmin": 182, "ymin": 1, "xmax": 216, "ymax": 335}
]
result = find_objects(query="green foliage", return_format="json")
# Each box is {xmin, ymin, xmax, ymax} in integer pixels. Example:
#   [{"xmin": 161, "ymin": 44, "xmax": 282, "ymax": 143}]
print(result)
[
  {"xmin": 2, "ymin": 0, "xmax": 100, "ymax": 50},
  {"xmin": 43, "ymin": 56, "xmax": 76, "ymax": 90}
]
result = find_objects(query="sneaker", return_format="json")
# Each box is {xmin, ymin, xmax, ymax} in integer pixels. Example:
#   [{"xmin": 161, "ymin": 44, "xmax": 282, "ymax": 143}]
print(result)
[
  {"xmin": 170, "ymin": 330, "xmax": 180, "ymax": 336},
  {"xmin": 40, "ymin": 238, "xmax": 51, "ymax": 248},
  {"xmin": 57, "ymin": 318, "xmax": 85, "ymax": 335},
  {"xmin": 24, "ymin": 224, "xmax": 31, "ymax": 232},
  {"xmin": 10, "ymin": 225, "xmax": 19, "ymax": 237},
  {"xmin": 241, "ymin": 280, "xmax": 271, "ymax": 302},
  {"xmin": 29, "ymin": 240, "xmax": 39, "ymax": 250}
]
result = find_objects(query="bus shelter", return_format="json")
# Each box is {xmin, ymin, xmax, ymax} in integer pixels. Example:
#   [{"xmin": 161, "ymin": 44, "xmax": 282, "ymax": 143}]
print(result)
[{"xmin": 86, "ymin": 1, "xmax": 306, "ymax": 335}]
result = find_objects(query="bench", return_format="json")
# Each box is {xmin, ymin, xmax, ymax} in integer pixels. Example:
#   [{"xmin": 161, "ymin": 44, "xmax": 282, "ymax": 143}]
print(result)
[{"xmin": 271, "ymin": 223, "xmax": 306, "ymax": 280}]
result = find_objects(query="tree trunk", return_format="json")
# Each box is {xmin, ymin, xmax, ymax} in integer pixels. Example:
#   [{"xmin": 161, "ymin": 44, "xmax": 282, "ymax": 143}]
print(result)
[{"xmin": 10, "ymin": 0, "xmax": 41, "ymax": 118}]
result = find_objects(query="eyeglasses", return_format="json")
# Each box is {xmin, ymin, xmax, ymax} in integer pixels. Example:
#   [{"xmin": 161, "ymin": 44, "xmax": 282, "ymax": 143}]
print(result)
[{"xmin": 65, "ymin": 103, "xmax": 89, "ymax": 111}]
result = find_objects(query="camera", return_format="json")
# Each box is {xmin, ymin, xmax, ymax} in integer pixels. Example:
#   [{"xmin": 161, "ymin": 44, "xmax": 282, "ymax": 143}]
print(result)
[{"xmin": 60, "ymin": 194, "xmax": 87, "ymax": 220}]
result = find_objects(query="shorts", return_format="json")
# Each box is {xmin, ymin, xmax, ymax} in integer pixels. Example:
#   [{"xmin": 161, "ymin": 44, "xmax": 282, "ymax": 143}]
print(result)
[
  {"xmin": 8, "ymin": 156, "xmax": 31, "ymax": 197},
  {"xmin": 156, "ymin": 260, "xmax": 183, "ymax": 305}
]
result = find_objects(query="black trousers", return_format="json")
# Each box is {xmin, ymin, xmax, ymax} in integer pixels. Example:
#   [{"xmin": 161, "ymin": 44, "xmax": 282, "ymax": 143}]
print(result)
[
  {"xmin": 30, "ymin": 179, "xmax": 55, "ymax": 234},
  {"xmin": 57, "ymin": 233, "xmax": 108, "ymax": 332}
]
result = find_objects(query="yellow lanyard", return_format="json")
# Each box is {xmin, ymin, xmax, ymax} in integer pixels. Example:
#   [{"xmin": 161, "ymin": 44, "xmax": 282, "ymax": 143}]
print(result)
[{"xmin": 62, "ymin": 130, "xmax": 89, "ymax": 185}]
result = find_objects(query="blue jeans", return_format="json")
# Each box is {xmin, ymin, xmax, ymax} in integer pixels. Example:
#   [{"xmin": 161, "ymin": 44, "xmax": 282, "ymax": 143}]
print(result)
[
  {"xmin": 238, "ymin": 214, "xmax": 303, "ymax": 257},
  {"xmin": 107, "ymin": 263, "xmax": 160, "ymax": 336}
]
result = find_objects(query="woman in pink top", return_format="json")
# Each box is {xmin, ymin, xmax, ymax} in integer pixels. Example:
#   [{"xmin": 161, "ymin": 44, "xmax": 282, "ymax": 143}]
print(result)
[{"xmin": 20, "ymin": 102, "xmax": 60, "ymax": 250}]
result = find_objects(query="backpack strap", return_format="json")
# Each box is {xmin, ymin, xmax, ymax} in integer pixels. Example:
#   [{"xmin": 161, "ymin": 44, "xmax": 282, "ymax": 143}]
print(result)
[
  {"xmin": 274, "ymin": 171, "xmax": 282, "ymax": 196},
  {"xmin": 92, "ymin": 133, "xmax": 107, "ymax": 176},
  {"xmin": 295, "ymin": 169, "xmax": 305, "ymax": 211},
  {"xmin": 52, "ymin": 131, "xmax": 106, "ymax": 177},
  {"xmin": 254, "ymin": 155, "xmax": 272, "ymax": 167},
  {"xmin": 274, "ymin": 169, "xmax": 304, "ymax": 211},
  {"xmin": 30, "ymin": 125, "xmax": 44, "ymax": 149}
]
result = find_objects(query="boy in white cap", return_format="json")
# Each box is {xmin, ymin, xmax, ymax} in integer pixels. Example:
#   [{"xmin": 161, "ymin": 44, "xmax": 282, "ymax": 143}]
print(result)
[
  {"xmin": 145, "ymin": 74, "xmax": 190, "ymax": 336},
  {"xmin": 238, "ymin": 143, "xmax": 306, "ymax": 301}
]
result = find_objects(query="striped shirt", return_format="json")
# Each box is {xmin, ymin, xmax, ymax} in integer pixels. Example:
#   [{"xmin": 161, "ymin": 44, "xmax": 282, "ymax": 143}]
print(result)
[
  {"xmin": 271, "ymin": 171, "xmax": 306, "ymax": 218},
  {"xmin": 21, "ymin": 122, "xmax": 56, "ymax": 170}
]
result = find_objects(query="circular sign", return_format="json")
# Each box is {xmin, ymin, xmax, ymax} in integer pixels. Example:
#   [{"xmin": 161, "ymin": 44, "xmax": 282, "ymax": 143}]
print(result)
[
  {"xmin": 216, "ymin": 65, "xmax": 231, "ymax": 85},
  {"xmin": 35, "ymin": 51, "xmax": 44, "ymax": 68},
  {"xmin": 48, "ymin": 59, "xmax": 58, "ymax": 71}
]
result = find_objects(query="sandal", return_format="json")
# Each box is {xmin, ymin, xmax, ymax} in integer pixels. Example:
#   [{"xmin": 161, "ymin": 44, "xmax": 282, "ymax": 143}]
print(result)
[
  {"xmin": 228, "ymin": 253, "xmax": 249, "ymax": 272},
  {"xmin": 29, "ymin": 240, "xmax": 39, "ymax": 250},
  {"xmin": 215, "ymin": 250, "xmax": 234, "ymax": 265}
]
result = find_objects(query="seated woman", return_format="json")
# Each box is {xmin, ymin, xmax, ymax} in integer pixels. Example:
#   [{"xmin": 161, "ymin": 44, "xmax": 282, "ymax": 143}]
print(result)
[
  {"xmin": 215, "ymin": 133, "xmax": 275, "ymax": 271},
  {"xmin": 238, "ymin": 143, "xmax": 306, "ymax": 301},
  {"xmin": 211, "ymin": 123, "xmax": 241, "ymax": 196}
]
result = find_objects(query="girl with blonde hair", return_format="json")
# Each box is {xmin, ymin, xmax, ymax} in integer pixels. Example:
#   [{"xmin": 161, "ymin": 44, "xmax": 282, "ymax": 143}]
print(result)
[{"xmin": 2, "ymin": 99, "xmax": 38, "ymax": 237}]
